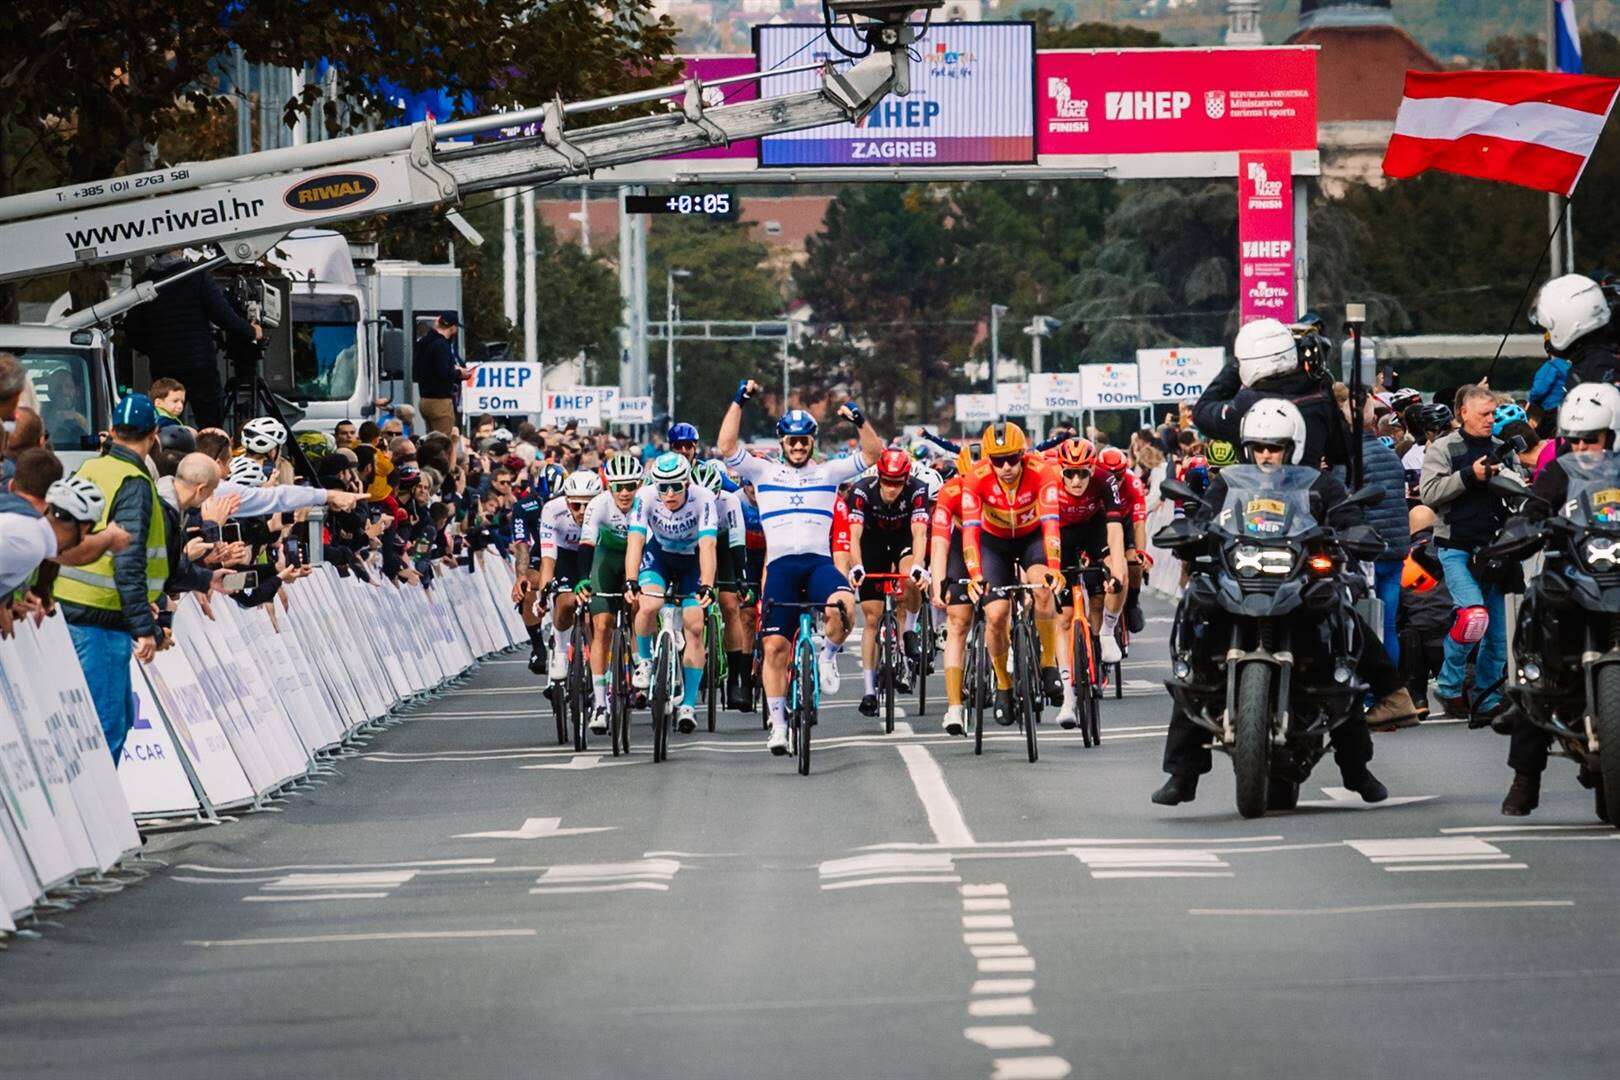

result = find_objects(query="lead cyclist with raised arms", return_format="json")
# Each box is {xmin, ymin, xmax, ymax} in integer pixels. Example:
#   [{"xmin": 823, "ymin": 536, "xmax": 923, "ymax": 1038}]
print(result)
[{"xmin": 717, "ymin": 380, "xmax": 883, "ymax": 755}]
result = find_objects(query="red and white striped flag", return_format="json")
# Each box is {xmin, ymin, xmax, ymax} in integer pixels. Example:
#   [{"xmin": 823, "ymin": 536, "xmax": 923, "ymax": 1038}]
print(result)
[{"xmin": 1382, "ymin": 69, "xmax": 1620, "ymax": 196}]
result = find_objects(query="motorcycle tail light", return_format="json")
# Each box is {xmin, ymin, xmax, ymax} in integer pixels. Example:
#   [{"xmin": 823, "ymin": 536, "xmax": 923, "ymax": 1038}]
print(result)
[{"xmin": 1307, "ymin": 554, "xmax": 1335, "ymax": 575}]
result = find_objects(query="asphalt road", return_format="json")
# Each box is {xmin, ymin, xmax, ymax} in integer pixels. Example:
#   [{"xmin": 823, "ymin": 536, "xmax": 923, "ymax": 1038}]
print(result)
[{"xmin": 3, "ymin": 595, "xmax": 1618, "ymax": 1080}]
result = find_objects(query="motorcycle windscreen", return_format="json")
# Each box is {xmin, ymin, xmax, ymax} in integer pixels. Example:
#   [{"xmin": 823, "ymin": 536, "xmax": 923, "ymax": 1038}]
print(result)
[
  {"xmin": 1215, "ymin": 464, "xmax": 1320, "ymax": 539},
  {"xmin": 1561, "ymin": 451, "xmax": 1620, "ymax": 532}
]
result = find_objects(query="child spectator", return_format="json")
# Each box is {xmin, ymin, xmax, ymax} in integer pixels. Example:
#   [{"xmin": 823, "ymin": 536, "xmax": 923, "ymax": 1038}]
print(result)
[{"xmin": 149, "ymin": 377, "xmax": 187, "ymax": 428}]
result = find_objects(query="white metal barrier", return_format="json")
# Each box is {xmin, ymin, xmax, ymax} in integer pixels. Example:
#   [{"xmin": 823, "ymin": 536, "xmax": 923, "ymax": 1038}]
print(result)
[{"xmin": 0, "ymin": 553, "xmax": 529, "ymax": 933}]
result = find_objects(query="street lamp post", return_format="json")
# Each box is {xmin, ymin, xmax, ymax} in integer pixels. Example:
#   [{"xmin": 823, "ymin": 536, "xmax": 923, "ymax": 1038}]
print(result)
[
  {"xmin": 990, "ymin": 303, "xmax": 1008, "ymax": 405},
  {"xmin": 1023, "ymin": 315, "xmax": 1056, "ymax": 441},
  {"xmin": 666, "ymin": 267, "xmax": 691, "ymax": 426}
]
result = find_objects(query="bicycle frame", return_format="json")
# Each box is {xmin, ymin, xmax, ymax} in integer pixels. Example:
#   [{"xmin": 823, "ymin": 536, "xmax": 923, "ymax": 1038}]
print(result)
[{"xmin": 862, "ymin": 572, "xmax": 910, "ymax": 735}]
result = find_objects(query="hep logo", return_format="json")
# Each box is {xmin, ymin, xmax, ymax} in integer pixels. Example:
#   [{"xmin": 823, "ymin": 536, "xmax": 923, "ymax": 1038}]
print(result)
[{"xmin": 1047, "ymin": 77, "xmax": 1087, "ymax": 119}]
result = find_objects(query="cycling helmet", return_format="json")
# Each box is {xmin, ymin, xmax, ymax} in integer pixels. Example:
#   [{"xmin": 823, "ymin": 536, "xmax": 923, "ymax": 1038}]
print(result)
[
  {"xmin": 956, "ymin": 443, "xmax": 984, "ymax": 475},
  {"xmin": 46, "ymin": 476, "xmax": 105, "ymax": 524},
  {"xmin": 908, "ymin": 438, "xmax": 933, "ymax": 460},
  {"xmin": 1177, "ymin": 454, "xmax": 1211, "ymax": 496},
  {"xmin": 693, "ymin": 459, "xmax": 726, "ymax": 492},
  {"xmin": 240, "ymin": 416, "xmax": 288, "ymax": 455},
  {"xmin": 157, "ymin": 425, "xmax": 197, "ymax": 454},
  {"xmin": 296, "ymin": 430, "xmax": 334, "ymax": 461},
  {"xmin": 1532, "ymin": 273, "xmax": 1612, "ymax": 350},
  {"xmin": 1096, "ymin": 446, "xmax": 1129, "ymax": 473},
  {"xmin": 603, "ymin": 453, "xmax": 644, "ymax": 485},
  {"xmin": 876, "ymin": 447, "xmax": 911, "ymax": 481},
  {"xmin": 1414, "ymin": 402, "xmax": 1454, "ymax": 437},
  {"xmin": 228, "ymin": 455, "xmax": 268, "ymax": 487},
  {"xmin": 1055, "ymin": 437, "xmax": 1096, "ymax": 470},
  {"xmin": 562, "ymin": 470, "xmax": 603, "ymax": 500},
  {"xmin": 981, "ymin": 421, "xmax": 1027, "ymax": 457},
  {"xmin": 777, "ymin": 410, "xmax": 818, "ymax": 438},
  {"xmin": 1234, "ymin": 318, "xmax": 1299, "ymax": 386},
  {"xmin": 1559, "ymin": 382, "xmax": 1620, "ymax": 446},
  {"xmin": 1239, "ymin": 399, "xmax": 1308, "ymax": 464},
  {"xmin": 493, "ymin": 427, "xmax": 515, "ymax": 443},
  {"xmin": 668, "ymin": 422, "xmax": 699, "ymax": 445},
  {"xmin": 912, "ymin": 459, "xmax": 943, "ymax": 498},
  {"xmin": 1491, "ymin": 402, "xmax": 1528, "ymax": 438},
  {"xmin": 1388, "ymin": 388, "xmax": 1423, "ymax": 412},
  {"xmin": 648, "ymin": 451, "xmax": 692, "ymax": 486},
  {"xmin": 540, "ymin": 462, "xmax": 567, "ymax": 497}
]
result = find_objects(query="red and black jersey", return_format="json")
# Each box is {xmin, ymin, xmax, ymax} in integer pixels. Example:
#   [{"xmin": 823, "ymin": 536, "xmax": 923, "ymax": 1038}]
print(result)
[{"xmin": 847, "ymin": 475, "xmax": 928, "ymax": 535}]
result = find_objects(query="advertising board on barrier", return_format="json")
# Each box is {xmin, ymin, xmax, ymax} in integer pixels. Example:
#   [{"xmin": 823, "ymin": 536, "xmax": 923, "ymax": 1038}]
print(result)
[
  {"xmin": 1136, "ymin": 346, "xmax": 1226, "ymax": 403},
  {"xmin": 1237, "ymin": 150, "xmax": 1297, "ymax": 323},
  {"xmin": 956, "ymin": 393, "xmax": 997, "ymax": 424},
  {"xmin": 1029, "ymin": 372, "xmax": 1082, "ymax": 414},
  {"xmin": 1037, "ymin": 47, "xmax": 1316, "ymax": 156},
  {"xmin": 465, "ymin": 362, "xmax": 545, "ymax": 414},
  {"xmin": 616, "ymin": 395, "xmax": 654, "ymax": 423},
  {"xmin": 1080, "ymin": 363, "xmax": 1140, "ymax": 408},
  {"xmin": 542, "ymin": 387, "xmax": 603, "ymax": 427},
  {"xmin": 757, "ymin": 23, "xmax": 1035, "ymax": 166}
]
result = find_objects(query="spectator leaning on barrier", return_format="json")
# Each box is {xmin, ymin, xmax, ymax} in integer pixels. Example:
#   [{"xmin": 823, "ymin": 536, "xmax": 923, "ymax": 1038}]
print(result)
[
  {"xmin": 1419, "ymin": 386, "xmax": 1518, "ymax": 725},
  {"xmin": 55, "ymin": 393, "xmax": 168, "ymax": 760}
]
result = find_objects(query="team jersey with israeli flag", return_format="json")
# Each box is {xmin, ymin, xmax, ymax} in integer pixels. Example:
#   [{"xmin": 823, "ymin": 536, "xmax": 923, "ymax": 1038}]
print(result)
[
  {"xmin": 537, "ymin": 496, "xmax": 582, "ymax": 560},
  {"xmin": 724, "ymin": 449, "xmax": 866, "ymax": 565},
  {"xmin": 627, "ymin": 483, "xmax": 718, "ymax": 555}
]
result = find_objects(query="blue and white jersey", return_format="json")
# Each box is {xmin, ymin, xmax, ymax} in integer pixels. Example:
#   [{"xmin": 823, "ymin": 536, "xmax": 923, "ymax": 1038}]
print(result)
[
  {"xmin": 724, "ymin": 449, "xmax": 866, "ymax": 565},
  {"xmin": 714, "ymin": 488, "xmax": 746, "ymax": 546},
  {"xmin": 627, "ymin": 484, "xmax": 717, "ymax": 555}
]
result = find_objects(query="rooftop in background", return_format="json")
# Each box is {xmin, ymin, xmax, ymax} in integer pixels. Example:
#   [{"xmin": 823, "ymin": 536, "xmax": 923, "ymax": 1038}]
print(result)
[{"xmin": 1299, "ymin": 0, "xmax": 1394, "ymax": 31}]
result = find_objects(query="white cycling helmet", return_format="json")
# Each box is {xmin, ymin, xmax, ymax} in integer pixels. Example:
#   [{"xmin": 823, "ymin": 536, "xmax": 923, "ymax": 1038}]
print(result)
[
  {"xmin": 493, "ymin": 426, "xmax": 515, "ymax": 443},
  {"xmin": 1559, "ymin": 381, "xmax": 1620, "ymax": 447},
  {"xmin": 46, "ymin": 477, "xmax": 105, "ymax": 524},
  {"xmin": 240, "ymin": 416, "xmax": 288, "ymax": 455},
  {"xmin": 562, "ymin": 470, "xmax": 603, "ymax": 500},
  {"xmin": 1532, "ymin": 273, "xmax": 1612, "ymax": 351},
  {"xmin": 648, "ymin": 451, "xmax": 692, "ymax": 486},
  {"xmin": 1239, "ymin": 398, "xmax": 1309, "ymax": 465},
  {"xmin": 603, "ymin": 453, "xmax": 643, "ymax": 485},
  {"xmin": 1234, "ymin": 318, "xmax": 1300, "ymax": 387},
  {"xmin": 692, "ymin": 459, "xmax": 726, "ymax": 492},
  {"xmin": 228, "ymin": 455, "xmax": 268, "ymax": 487}
]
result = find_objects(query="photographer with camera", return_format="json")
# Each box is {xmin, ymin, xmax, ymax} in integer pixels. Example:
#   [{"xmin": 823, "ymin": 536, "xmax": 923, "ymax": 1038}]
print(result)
[
  {"xmin": 1192, "ymin": 317, "xmax": 1350, "ymax": 471},
  {"xmin": 1418, "ymin": 387, "xmax": 1522, "ymax": 727}
]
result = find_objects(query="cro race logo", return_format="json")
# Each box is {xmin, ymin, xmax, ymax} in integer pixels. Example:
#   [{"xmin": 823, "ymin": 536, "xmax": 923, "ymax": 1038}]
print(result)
[
  {"xmin": 921, "ymin": 40, "xmax": 977, "ymax": 79},
  {"xmin": 283, "ymin": 172, "xmax": 380, "ymax": 213}
]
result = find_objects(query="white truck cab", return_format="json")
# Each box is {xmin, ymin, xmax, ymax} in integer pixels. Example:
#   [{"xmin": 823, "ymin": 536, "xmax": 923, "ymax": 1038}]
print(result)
[{"xmin": 0, "ymin": 322, "xmax": 116, "ymax": 472}]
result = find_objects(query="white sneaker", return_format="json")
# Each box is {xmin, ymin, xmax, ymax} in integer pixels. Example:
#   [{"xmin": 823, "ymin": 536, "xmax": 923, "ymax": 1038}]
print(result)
[
  {"xmin": 548, "ymin": 637, "xmax": 569, "ymax": 681},
  {"xmin": 1099, "ymin": 633, "xmax": 1123, "ymax": 665},
  {"xmin": 767, "ymin": 725, "xmax": 790, "ymax": 755},
  {"xmin": 818, "ymin": 650, "xmax": 842, "ymax": 695},
  {"xmin": 943, "ymin": 704, "xmax": 966, "ymax": 736},
  {"xmin": 632, "ymin": 658, "xmax": 653, "ymax": 690},
  {"xmin": 589, "ymin": 706, "xmax": 609, "ymax": 735},
  {"xmin": 1056, "ymin": 701, "xmax": 1078, "ymax": 729},
  {"xmin": 676, "ymin": 705, "xmax": 697, "ymax": 734}
]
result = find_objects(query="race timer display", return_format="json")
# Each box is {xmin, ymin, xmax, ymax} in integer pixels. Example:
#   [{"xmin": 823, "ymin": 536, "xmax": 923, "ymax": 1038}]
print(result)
[{"xmin": 626, "ymin": 193, "xmax": 733, "ymax": 215}]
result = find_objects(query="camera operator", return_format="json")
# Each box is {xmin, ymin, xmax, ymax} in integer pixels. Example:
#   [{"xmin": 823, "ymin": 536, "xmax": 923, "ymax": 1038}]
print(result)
[
  {"xmin": 1192, "ymin": 317, "xmax": 1350, "ymax": 471},
  {"xmin": 1418, "ymin": 386, "xmax": 1521, "ymax": 726}
]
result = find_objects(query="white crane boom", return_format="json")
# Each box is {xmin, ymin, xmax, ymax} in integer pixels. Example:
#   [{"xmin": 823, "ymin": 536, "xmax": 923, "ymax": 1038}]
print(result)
[{"xmin": 0, "ymin": 5, "xmax": 936, "ymax": 285}]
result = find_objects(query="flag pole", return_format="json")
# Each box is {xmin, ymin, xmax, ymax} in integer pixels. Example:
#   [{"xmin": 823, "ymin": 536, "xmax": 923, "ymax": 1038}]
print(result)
[
  {"xmin": 1548, "ymin": 0, "xmax": 1576, "ymax": 275},
  {"xmin": 1486, "ymin": 197, "xmax": 1570, "ymax": 384}
]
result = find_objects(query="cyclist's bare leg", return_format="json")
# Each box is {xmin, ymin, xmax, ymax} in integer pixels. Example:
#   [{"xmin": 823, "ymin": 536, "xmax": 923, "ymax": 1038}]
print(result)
[
  {"xmin": 1025, "ymin": 562, "xmax": 1060, "ymax": 673},
  {"xmin": 553, "ymin": 590, "xmax": 578, "ymax": 633},
  {"xmin": 985, "ymin": 597, "xmax": 1013, "ymax": 691}
]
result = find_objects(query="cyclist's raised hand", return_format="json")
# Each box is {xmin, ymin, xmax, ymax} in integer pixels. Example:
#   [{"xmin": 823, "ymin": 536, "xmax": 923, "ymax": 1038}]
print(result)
[{"xmin": 735, "ymin": 379, "xmax": 761, "ymax": 405}]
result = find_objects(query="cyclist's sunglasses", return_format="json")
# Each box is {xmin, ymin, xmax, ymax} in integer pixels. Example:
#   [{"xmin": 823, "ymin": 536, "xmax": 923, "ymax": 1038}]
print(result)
[
  {"xmin": 1062, "ymin": 467, "xmax": 1090, "ymax": 481},
  {"xmin": 656, "ymin": 481, "xmax": 687, "ymax": 494},
  {"xmin": 989, "ymin": 454, "xmax": 1022, "ymax": 469},
  {"xmin": 781, "ymin": 435, "xmax": 814, "ymax": 449},
  {"xmin": 609, "ymin": 480, "xmax": 640, "ymax": 492}
]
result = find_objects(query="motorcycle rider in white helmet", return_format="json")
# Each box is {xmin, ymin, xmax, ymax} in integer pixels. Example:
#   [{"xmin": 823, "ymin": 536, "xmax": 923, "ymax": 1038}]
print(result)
[
  {"xmin": 1192, "ymin": 317, "xmax": 1351, "ymax": 472},
  {"xmin": 1532, "ymin": 272, "xmax": 1618, "ymax": 392},
  {"xmin": 1154, "ymin": 398, "xmax": 1412, "ymax": 807}
]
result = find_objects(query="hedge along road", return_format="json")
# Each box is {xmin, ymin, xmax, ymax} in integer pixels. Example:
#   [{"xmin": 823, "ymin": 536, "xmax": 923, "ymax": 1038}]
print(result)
[{"xmin": 3, "ymin": 597, "xmax": 1619, "ymax": 1080}]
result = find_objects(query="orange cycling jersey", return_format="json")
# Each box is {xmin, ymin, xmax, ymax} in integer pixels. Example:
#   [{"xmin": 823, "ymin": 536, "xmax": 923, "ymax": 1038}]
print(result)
[{"xmin": 960, "ymin": 454, "xmax": 1063, "ymax": 577}]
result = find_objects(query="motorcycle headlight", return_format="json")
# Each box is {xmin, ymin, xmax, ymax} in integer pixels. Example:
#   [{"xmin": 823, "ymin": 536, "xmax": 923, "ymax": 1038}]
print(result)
[
  {"xmin": 1585, "ymin": 536, "xmax": 1620, "ymax": 570},
  {"xmin": 1231, "ymin": 543, "xmax": 1263, "ymax": 577}
]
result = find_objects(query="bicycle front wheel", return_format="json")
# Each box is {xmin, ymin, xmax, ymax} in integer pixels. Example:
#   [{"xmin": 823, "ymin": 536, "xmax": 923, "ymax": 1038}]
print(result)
[
  {"xmin": 968, "ymin": 617, "xmax": 987, "ymax": 756},
  {"xmin": 881, "ymin": 610, "xmax": 898, "ymax": 735},
  {"xmin": 1014, "ymin": 614, "xmax": 1039, "ymax": 764},
  {"xmin": 651, "ymin": 644, "xmax": 672, "ymax": 763},
  {"xmin": 797, "ymin": 638, "xmax": 815, "ymax": 776}
]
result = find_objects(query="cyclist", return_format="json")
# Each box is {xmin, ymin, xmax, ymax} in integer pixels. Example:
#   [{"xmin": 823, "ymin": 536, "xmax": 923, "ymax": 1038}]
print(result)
[
  {"xmin": 622, "ymin": 452, "xmax": 719, "ymax": 735},
  {"xmin": 1092, "ymin": 446, "xmax": 1141, "ymax": 659},
  {"xmin": 535, "ymin": 470, "xmax": 599, "ymax": 683},
  {"xmin": 694, "ymin": 458, "xmax": 755, "ymax": 711},
  {"xmin": 929, "ymin": 444, "xmax": 985, "ymax": 735},
  {"xmin": 717, "ymin": 380, "xmax": 882, "ymax": 755},
  {"xmin": 510, "ymin": 469, "xmax": 551, "ymax": 673},
  {"xmin": 668, "ymin": 421, "xmax": 701, "ymax": 462},
  {"xmin": 1051, "ymin": 437, "xmax": 1130, "ymax": 725},
  {"xmin": 960, "ymin": 421, "xmax": 1065, "ymax": 726},
  {"xmin": 576, "ymin": 453, "xmax": 642, "ymax": 734},
  {"xmin": 848, "ymin": 447, "xmax": 931, "ymax": 718}
]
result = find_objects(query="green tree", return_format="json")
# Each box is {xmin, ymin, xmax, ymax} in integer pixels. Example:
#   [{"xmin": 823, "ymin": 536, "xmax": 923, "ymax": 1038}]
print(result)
[
  {"xmin": 1019, "ymin": 8, "xmax": 1167, "ymax": 48},
  {"xmin": 646, "ymin": 214, "xmax": 783, "ymax": 439}
]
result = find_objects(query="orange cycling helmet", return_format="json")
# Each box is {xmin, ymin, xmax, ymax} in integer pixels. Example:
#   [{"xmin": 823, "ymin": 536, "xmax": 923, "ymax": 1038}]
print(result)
[
  {"xmin": 956, "ymin": 442, "xmax": 984, "ymax": 475},
  {"xmin": 1096, "ymin": 446, "xmax": 1129, "ymax": 473},
  {"xmin": 980, "ymin": 420, "xmax": 1027, "ymax": 457},
  {"xmin": 1055, "ymin": 437, "xmax": 1096, "ymax": 470}
]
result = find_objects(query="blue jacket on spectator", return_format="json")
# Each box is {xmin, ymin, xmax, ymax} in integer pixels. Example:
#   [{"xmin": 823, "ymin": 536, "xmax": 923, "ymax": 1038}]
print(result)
[
  {"xmin": 1529, "ymin": 356, "xmax": 1570, "ymax": 411},
  {"xmin": 1359, "ymin": 432, "xmax": 1411, "ymax": 562}
]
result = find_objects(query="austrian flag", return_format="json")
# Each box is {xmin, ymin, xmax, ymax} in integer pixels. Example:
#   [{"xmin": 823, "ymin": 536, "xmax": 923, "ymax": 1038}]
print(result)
[{"xmin": 1382, "ymin": 70, "xmax": 1620, "ymax": 196}]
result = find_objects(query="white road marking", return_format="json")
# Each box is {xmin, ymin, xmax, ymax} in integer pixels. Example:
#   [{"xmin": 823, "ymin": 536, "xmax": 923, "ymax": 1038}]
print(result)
[
  {"xmin": 1296, "ymin": 786, "xmax": 1436, "ymax": 811},
  {"xmin": 1384, "ymin": 863, "xmax": 1528, "ymax": 872},
  {"xmin": 185, "ymin": 929, "xmax": 540, "ymax": 947},
  {"xmin": 529, "ymin": 882, "xmax": 670, "ymax": 894},
  {"xmin": 820, "ymin": 852, "xmax": 955, "ymax": 879},
  {"xmin": 963, "ymin": 897, "xmax": 1012, "ymax": 911},
  {"xmin": 897, "ymin": 744, "xmax": 975, "ymax": 847},
  {"xmin": 972, "ymin": 978, "xmax": 1036, "ymax": 995},
  {"xmin": 963, "ymin": 1026, "xmax": 1054, "ymax": 1050},
  {"xmin": 176, "ymin": 858, "xmax": 494, "ymax": 873},
  {"xmin": 963, "ymin": 932, "xmax": 1021, "ymax": 945},
  {"xmin": 962, "ymin": 883, "xmax": 1009, "ymax": 896},
  {"xmin": 1439, "ymin": 824, "xmax": 1615, "ymax": 834},
  {"xmin": 978, "ymin": 956, "xmax": 1037, "ymax": 973},
  {"xmin": 821, "ymin": 874, "xmax": 962, "ymax": 891},
  {"xmin": 242, "ymin": 892, "xmax": 391, "ymax": 902},
  {"xmin": 992, "ymin": 1057, "xmax": 1073, "ymax": 1079},
  {"xmin": 525, "ymin": 756, "xmax": 643, "ymax": 771},
  {"xmin": 455, "ymin": 817, "xmax": 617, "ymax": 840},
  {"xmin": 262, "ymin": 871, "xmax": 416, "ymax": 890},
  {"xmin": 864, "ymin": 835, "xmax": 1283, "ymax": 852},
  {"xmin": 1071, "ymin": 847, "xmax": 1231, "ymax": 879},
  {"xmin": 971, "ymin": 945, "xmax": 1031, "ymax": 958},
  {"xmin": 1190, "ymin": 901, "xmax": 1574, "ymax": 916},
  {"xmin": 539, "ymin": 858, "xmax": 680, "ymax": 883},
  {"xmin": 969, "ymin": 996, "xmax": 1035, "ymax": 1017},
  {"xmin": 1347, "ymin": 836, "xmax": 1523, "ymax": 873},
  {"xmin": 1091, "ymin": 870, "xmax": 1235, "ymax": 879},
  {"xmin": 963, "ymin": 914, "xmax": 1016, "ymax": 929}
]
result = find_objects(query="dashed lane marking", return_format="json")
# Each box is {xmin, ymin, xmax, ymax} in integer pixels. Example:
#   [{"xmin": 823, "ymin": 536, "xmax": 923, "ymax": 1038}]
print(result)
[
  {"xmin": 1190, "ymin": 901, "xmax": 1575, "ymax": 917},
  {"xmin": 1347, "ymin": 837, "xmax": 1524, "ymax": 873},
  {"xmin": 185, "ymin": 929, "xmax": 540, "ymax": 948}
]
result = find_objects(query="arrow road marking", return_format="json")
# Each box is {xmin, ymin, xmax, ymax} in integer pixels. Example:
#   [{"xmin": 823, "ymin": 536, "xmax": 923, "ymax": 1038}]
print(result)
[
  {"xmin": 455, "ymin": 817, "xmax": 618, "ymax": 840},
  {"xmin": 1295, "ymin": 786, "xmax": 1436, "ymax": 811}
]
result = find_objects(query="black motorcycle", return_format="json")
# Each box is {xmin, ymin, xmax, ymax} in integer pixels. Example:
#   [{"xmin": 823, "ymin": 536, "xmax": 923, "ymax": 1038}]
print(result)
[
  {"xmin": 1482, "ymin": 455, "xmax": 1620, "ymax": 825},
  {"xmin": 1156, "ymin": 465, "xmax": 1385, "ymax": 818}
]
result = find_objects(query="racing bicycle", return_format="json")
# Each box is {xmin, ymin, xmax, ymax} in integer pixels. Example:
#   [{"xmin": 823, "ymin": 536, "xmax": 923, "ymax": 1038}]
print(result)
[{"xmin": 768, "ymin": 600, "xmax": 826, "ymax": 776}]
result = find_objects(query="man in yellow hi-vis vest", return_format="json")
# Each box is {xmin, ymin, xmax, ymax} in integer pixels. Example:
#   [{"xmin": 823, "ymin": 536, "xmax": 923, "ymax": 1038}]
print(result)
[{"xmin": 57, "ymin": 393, "xmax": 166, "ymax": 762}]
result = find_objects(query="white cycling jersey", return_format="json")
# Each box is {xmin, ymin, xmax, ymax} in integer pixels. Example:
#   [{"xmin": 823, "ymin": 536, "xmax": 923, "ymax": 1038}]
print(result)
[
  {"xmin": 538, "ymin": 496, "xmax": 583, "ymax": 561},
  {"xmin": 627, "ymin": 483, "xmax": 717, "ymax": 554},
  {"xmin": 724, "ymin": 448, "xmax": 865, "ymax": 565},
  {"xmin": 713, "ymin": 487, "xmax": 746, "ymax": 546},
  {"xmin": 580, "ymin": 490, "xmax": 631, "ymax": 547}
]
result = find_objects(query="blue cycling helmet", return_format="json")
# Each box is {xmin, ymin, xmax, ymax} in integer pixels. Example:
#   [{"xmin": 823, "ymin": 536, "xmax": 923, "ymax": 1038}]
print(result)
[
  {"xmin": 1492, "ymin": 402, "xmax": 1528, "ymax": 437},
  {"xmin": 668, "ymin": 421, "xmax": 699, "ymax": 445},
  {"xmin": 777, "ymin": 409, "xmax": 818, "ymax": 438},
  {"xmin": 540, "ymin": 462, "xmax": 567, "ymax": 498}
]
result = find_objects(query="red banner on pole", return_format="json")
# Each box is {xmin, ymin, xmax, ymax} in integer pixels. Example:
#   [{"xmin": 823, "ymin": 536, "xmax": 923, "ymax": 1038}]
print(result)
[{"xmin": 1237, "ymin": 151, "xmax": 1295, "ymax": 324}]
